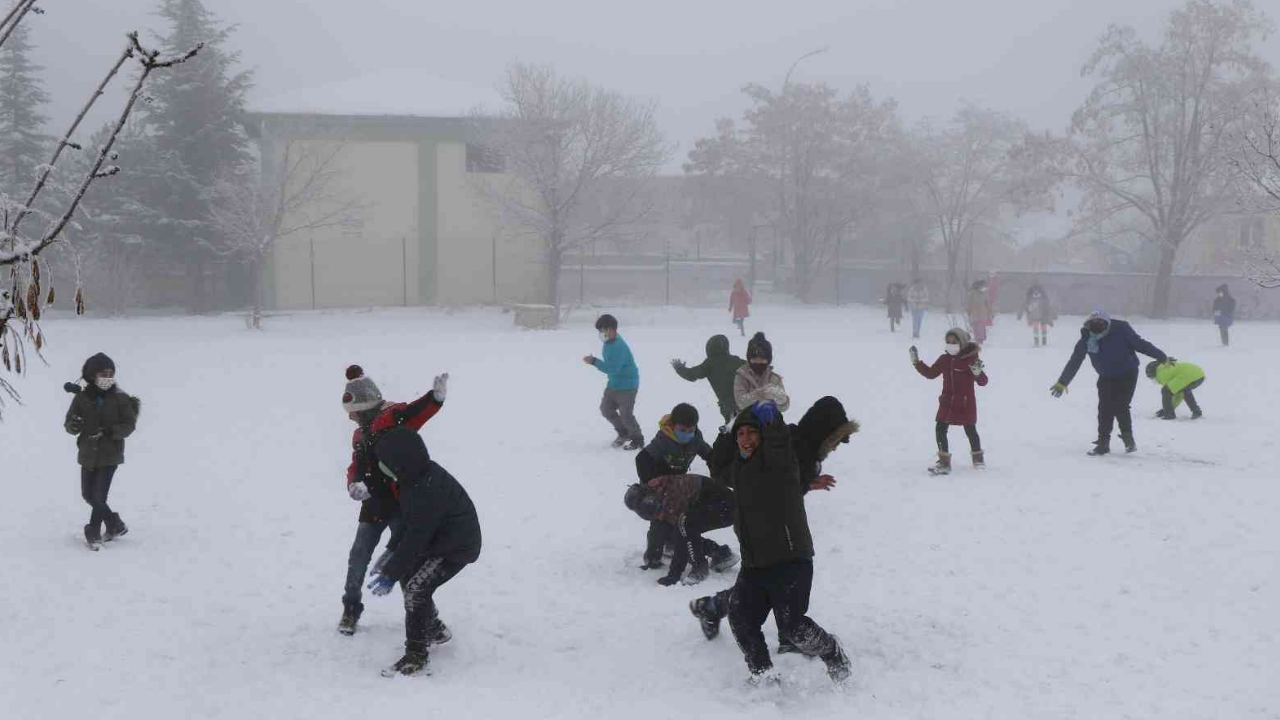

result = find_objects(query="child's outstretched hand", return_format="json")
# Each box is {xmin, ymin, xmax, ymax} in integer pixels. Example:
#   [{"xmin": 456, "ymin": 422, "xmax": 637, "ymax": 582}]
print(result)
[
  {"xmin": 810, "ymin": 475, "xmax": 837, "ymax": 492},
  {"xmin": 970, "ymin": 360, "xmax": 985, "ymax": 377},
  {"xmin": 583, "ymin": 355, "xmax": 596, "ymax": 365},
  {"xmin": 909, "ymin": 346, "xmax": 919, "ymax": 365}
]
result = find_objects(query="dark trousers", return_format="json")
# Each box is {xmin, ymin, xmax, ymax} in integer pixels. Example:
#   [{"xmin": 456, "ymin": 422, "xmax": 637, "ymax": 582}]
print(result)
[
  {"xmin": 935, "ymin": 422, "xmax": 980, "ymax": 453},
  {"xmin": 727, "ymin": 560, "xmax": 836, "ymax": 674},
  {"xmin": 1219, "ymin": 325, "xmax": 1230, "ymax": 346},
  {"xmin": 668, "ymin": 487, "xmax": 735, "ymax": 579},
  {"xmin": 402, "ymin": 557, "xmax": 467, "ymax": 654},
  {"xmin": 1097, "ymin": 370, "xmax": 1139, "ymax": 443},
  {"xmin": 343, "ymin": 517, "xmax": 403, "ymax": 607},
  {"xmin": 1161, "ymin": 378, "xmax": 1204, "ymax": 417},
  {"xmin": 80, "ymin": 466, "xmax": 118, "ymax": 528}
]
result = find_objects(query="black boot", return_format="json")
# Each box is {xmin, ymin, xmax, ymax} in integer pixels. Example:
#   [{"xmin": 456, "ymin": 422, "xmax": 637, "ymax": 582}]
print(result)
[
  {"xmin": 821, "ymin": 636, "xmax": 852, "ymax": 683},
  {"xmin": 689, "ymin": 597, "xmax": 722, "ymax": 640},
  {"xmin": 338, "ymin": 603, "xmax": 363, "ymax": 636},
  {"xmin": 1087, "ymin": 439, "xmax": 1111, "ymax": 457},
  {"xmin": 84, "ymin": 523, "xmax": 102, "ymax": 550},
  {"xmin": 424, "ymin": 618, "xmax": 452, "ymax": 646},
  {"xmin": 381, "ymin": 651, "xmax": 429, "ymax": 677},
  {"xmin": 1121, "ymin": 434, "xmax": 1137, "ymax": 453},
  {"xmin": 104, "ymin": 513, "xmax": 128, "ymax": 542}
]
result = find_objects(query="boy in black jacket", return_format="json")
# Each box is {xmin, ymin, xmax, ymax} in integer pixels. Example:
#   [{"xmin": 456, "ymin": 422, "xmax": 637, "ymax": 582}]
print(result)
[{"xmin": 365, "ymin": 427, "xmax": 481, "ymax": 678}]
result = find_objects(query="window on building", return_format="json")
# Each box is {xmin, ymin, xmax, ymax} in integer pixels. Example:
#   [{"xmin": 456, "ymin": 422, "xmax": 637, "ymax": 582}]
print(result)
[
  {"xmin": 466, "ymin": 144, "xmax": 505, "ymax": 173},
  {"xmin": 1240, "ymin": 216, "xmax": 1266, "ymax": 250}
]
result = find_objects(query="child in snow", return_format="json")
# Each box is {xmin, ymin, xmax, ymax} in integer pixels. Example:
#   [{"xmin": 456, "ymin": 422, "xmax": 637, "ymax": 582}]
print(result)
[
  {"xmin": 911, "ymin": 328, "xmax": 988, "ymax": 474},
  {"xmin": 906, "ymin": 278, "xmax": 930, "ymax": 339},
  {"xmin": 63, "ymin": 352, "xmax": 139, "ymax": 549},
  {"xmin": 585, "ymin": 313, "xmax": 644, "ymax": 450},
  {"xmin": 624, "ymin": 474, "xmax": 738, "ymax": 586},
  {"xmin": 734, "ymin": 333, "xmax": 790, "ymax": 416},
  {"xmin": 1018, "ymin": 284, "xmax": 1057, "ymax": 347},
  {"xmin": 1146, "ymin": 360, "xmax": 1206, "ymax": 420},
  {"xmin": 338, "ymin": 365, "xmax": 448, "ymax": 636},
  {"xmin": 966, "ymin": 279, "xmax": 994, "ymax": 344},
  {"xmin": 885, "ymin": 282, "xmax": 906, "ymax": 333},
  {"xmin": 671, "ymin": 334, "xmax": 746, "ymax": 427},
  {"xmin": 1213, "ymin": 284, "xmax": 1236, "ymax": 347},
  {"xmin": 365, "ymin": 427, "xmax": 481, "ymax": 678},
  {"xmin": 729, "ymin": 278, "xmax": 752, "ymax": 337}
]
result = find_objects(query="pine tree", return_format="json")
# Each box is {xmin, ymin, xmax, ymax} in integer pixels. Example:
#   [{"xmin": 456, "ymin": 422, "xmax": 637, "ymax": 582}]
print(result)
[
  {"xmin": 0, "ymin": 22, "xmax": 51, "ymax": 204},
  {"xmin": 139, "ymin": 0, "xmax": 252, "ymax": 312}
]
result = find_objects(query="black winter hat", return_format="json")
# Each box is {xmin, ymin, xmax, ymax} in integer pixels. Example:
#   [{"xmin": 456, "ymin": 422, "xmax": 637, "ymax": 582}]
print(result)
[
  {"xmin": 81, "ymin": 352, "xmax": 115, "ymax": 383},
  {"xmin": 746, "ymin": 332, "xmax": 772, "ymax": 363},
  {"xmin": 1216, "ymin": 284, "xmax": 1230, "ymax": 294},
  {"xmin": 670, "ymin": 403, "xmax": 699, "ymax": 428},
  {"xmin": 623, "ymin": 483, "xmax": 662, "ymax": 522},
  {"xmin": 595, "ymin": 314, "xmax": 618, "ymax": 331},
  {"xmin": 705, "ymin": 334, "xmax": 730, "ymax": 358},
  {"xmin": 1145, "ymin": 360, "xmax": 1161, "ymax": 379}
]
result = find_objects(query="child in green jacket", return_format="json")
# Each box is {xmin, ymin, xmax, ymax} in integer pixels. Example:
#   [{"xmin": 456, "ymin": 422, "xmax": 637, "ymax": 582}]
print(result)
[
  {"xmin": 1146, "ymin": 360, "xmax": 1206, "ymax": 420},
  {"xmin": 671, "ymin": 335, "xmax": 745, "ymax": 426}
]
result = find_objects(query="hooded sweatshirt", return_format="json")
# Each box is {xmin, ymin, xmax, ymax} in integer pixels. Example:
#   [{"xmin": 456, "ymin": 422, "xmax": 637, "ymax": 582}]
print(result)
[{"xmin": 672, "ymin": 335, "xmax": 745, "ymax": 419}]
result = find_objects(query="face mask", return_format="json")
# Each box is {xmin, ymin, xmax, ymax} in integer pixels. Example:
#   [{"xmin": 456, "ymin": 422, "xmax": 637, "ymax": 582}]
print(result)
[
  {"xmin": 945, "ymin": 343, "xmax": 961, "ymax": 355},
  {"xmin": 599, "ymin": 331, "xmax": 610, "ymax": 343},
  {"xmin": 1032, "ymin": 293, "xmax": 1041, "ymax": 299},
  {"xmin": 95, "ymin": 377, "xmax": 116, "ymax": 391},
  {"xmin": 674, "ymin": 429, "xmax": 696, "ymax": 444}
]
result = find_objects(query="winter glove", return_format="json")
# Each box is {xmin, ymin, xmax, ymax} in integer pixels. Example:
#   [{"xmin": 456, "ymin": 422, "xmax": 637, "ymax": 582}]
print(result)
[
  {"xmin": 657, "ymin": 575, "xmax": 680, "ymax": 586},
  {"xmin": 370, "ymin": 549, "xmax": 394, "ymax": 578},
  {"xmin": 750, "ymin": 400, "xmax": 778, "ymax": 426},
  {"xmin": 970, "ymin": 360, "xmax": 985, "ymax": 377},
  {"xmin": 670, "ymin": 359, "xmax": 686, "ymax": 370},
  {"xmin": 432, "ymin": 373, "xmax": 449, "ymax": 402},
  {"xmin": 1050, "ymin": 382, "xmax": 1067, "ymax": 398},
  {"xmin": 66, "ymin": 416, "xmax": 84, "ymax": 434},
  {"xmin": 348, "ymin": 482, "xmax": 372, "ymax": 502},
  {"xmin": 366, "ymin": 575, "xmax": 396, "ymax": 597},
  {"xmin": 909, "ymin": 346, "xmax": 919, "ymax": 365}
]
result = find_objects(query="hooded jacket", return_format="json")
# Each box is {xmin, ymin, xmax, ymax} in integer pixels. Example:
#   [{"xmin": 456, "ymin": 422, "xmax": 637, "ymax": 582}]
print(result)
[
  {"xmin": 967, "ymin": 285, "xmax": 994, "ymax": 325},
  {"xmin": 373, "ymin": 428, "xmax": 481, "ymax": 580},
  {"xmin": 721, "ymin": 409, "xmax": 814, "ymax": 569},
  {"xmin": 1058, "ymin": 314, "xmax": 1166, "ymax": 384},
  {"xmin": 790, "ymin": 396, "xmax": 860, "ymax": 486},
  {"xmin": 1213, "ymin": 287, "xmax": 1236, "ymax": 327},
  {"xmin": 635, "ymin": 414, "xmax": 713, "ymax": 484},
  {"xmin": 1151, "ymin": 361, "xmax": 1206, "ymax": 405},
  {"xmin": 63, "ymin": 353, "xmax": 140, "ymax": 469},
  {"xmin": 672, "ymin": 335, "xmax": 745, "ymax": 420},
  {"xmin": 733, "ymin": 364, "xmax": 790, "ymax": 414},
  {"xmin": 730, "ymin": 280, "xmax": 752, "ymax": 319},
  {"xmin": 914, "ymin": 328, "xmax": 988, "ymax": 426}
]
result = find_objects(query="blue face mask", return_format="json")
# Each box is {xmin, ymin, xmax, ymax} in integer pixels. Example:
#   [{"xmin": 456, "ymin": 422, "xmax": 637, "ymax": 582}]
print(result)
[{"xmin": 674, "ymin": 429, "xmax": 696, "ymax": 444}]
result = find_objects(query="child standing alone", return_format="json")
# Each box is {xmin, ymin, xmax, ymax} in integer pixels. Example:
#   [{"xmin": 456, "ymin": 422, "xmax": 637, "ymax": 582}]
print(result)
[
  {"xmin": 64, "ymin": 352, "xmax": 140, "ymax": 550},
  {"xmin": 911, "ymin": 328, "xmax": 988, "ymax": 475}
]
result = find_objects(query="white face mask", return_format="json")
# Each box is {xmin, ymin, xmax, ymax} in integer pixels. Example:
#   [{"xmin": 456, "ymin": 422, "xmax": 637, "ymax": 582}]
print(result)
[
  {"xmin": 599, "ymin": 331, "xmax": 610, "ymax": 343},
  {"xmin": 945, "ymin": 343, "xmax": 961, "ymax": 356},
  {"xmin": 95, "ymin": 377, "xmax": 116, "ymax": 391}
]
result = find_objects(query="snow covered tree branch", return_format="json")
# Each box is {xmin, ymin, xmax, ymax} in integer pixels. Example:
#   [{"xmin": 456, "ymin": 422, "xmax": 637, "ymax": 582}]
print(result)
[{"xmin": 1226, "ymin": 88, "xmax": 1280, "ymax": 289}]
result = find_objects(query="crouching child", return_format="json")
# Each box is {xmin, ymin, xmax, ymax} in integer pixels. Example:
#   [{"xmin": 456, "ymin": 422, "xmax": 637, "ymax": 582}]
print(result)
[
  {"xmin": 1146, "ymin": 359, "xmax": 1206, "ymax": 420},
  {"xmin": 624, "ymin": 475, "xmax": 738, "ymax": 586}
]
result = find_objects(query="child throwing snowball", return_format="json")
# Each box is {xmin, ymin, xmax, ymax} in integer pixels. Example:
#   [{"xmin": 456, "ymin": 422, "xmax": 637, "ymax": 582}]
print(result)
[{"xmin": 911, "ymin": 328, "xmax": 988, "ymax": 475}]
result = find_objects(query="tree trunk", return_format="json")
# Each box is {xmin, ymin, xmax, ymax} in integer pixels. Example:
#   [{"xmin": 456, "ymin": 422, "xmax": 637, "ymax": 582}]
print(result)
[
  {"xmin": 547, "ymin": 244, "xmax": 562, "ymax": 307},
  {"xmin": 944, "ymin": 246, "xmax": 960, "ymax": 313},
  {"xmin": 249, "ymin": 257, "xmax": 263, "ymax": 330},
  {"xmin": 1150, "ymin": 242, "xmax": 1178, "ymax": 319}
]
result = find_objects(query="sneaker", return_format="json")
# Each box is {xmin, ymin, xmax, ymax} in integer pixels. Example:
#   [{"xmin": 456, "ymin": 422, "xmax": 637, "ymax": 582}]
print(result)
[
  {"xmin": 1087, "ymin": 441, "xmax": 1111, "ymax": 457},
  {"xmin": 689, "ymin": 597, "xmax": 722, "ymax": 641},
  {"xmin": 611, "ymin": 437, "xmax": 627, "ymax": 449},
  {"xmin": 104, "ymin": 513, "xmax": 128, "ymax": 542},
  {"xmin": 338, "ymin": 603, "xmax": 363, "ymax": 636},
  {"xmin": 822, "ymin": 636, "xmax": 852, "ymax": 684},
  {"xmin": 424, "ymin": 620, "xmax": 452, "ymax": 647},
  {"xmin": 623, "ymin": 438, "xmax": 643, "ymax": 451},
  {"xmin": 1191, "ymin": 410, "xmax": 1203, "ymax": 420},
  {"xmin": 84, "ymin": 523, "xmax": 102, "ymax": 551},
  {"xmin": 381, "ymin": 652, "xmax": 429, "ymax": 678}
]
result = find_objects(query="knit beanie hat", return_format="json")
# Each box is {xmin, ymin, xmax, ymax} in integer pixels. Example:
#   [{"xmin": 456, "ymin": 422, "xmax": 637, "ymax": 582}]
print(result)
[
  {"xmin": 746, "ymin": 332, "xmax": 772, "ymax": 363},
  {"xmin": 81, "ymin": 352, "xmax": 115, "ymax": 383},
  {"xmin": 342, "ymin": 365, "xmax": 383, "ymax": 413},
  {"xmin": 670, "ymin": 402, "xmax": 699, "ymax": 428}
]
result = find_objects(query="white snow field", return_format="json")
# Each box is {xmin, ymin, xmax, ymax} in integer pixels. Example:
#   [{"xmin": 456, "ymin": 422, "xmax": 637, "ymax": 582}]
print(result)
[{"xmin": 2, "ymin": 304, "xmax": 1277, "ymax": 720}]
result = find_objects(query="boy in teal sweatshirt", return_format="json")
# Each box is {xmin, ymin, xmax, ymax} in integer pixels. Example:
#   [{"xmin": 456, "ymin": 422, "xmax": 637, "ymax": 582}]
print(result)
[{"xmin": 584, "ymin": 314, "xmax": 644, "ymax": 450}]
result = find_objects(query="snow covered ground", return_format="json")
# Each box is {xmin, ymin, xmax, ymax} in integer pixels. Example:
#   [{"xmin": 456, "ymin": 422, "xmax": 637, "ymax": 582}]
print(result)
[{"xmin": 2, "ymin": 304, "xmax": 1277, "ymax": 720}]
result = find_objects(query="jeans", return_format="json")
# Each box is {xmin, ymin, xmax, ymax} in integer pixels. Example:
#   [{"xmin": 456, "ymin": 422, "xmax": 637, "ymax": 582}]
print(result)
[
  {"xmin": 936, "ymin": 422, "xmax": 981, "ymax": 453},
  {"xmin": 80, "ymin": 466, "xmax": 118, "ymax": 529},
  {"xmin": 600, "ymin": 388, "xmax": 643, "ymax": 443},
  {"xmin": 402, "ymin": 557, "xmax": 467, "ymax": 654},
  {"xmin": 727, "ymin": 560, "xmax": 836, "ymax": 674},
  {"xmin": 343, "ymin": 518, "xmax": 403, "ymax": 607},
  {"xmin": 911, "ymin": 309, "xmax": 925, "ymax": 337},
  {"xmin": 1097, "ymin": 370, "xmax": 1139, "ymax": 444}
]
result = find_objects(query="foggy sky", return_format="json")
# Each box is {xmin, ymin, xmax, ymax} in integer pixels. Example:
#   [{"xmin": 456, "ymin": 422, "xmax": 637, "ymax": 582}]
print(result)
[{"xmin": 26, "ymin": 0, "xmax": 1280, "ymax": 165}]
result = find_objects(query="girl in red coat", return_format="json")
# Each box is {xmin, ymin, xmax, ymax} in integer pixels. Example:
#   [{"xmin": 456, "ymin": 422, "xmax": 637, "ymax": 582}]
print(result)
[
  {"xmin": 729, "ymin": 278, "xmax": 752, "ymax": 337},
  {"xmin": 911, "ymin": 327, "xmax": 988, "ymax": 475}
]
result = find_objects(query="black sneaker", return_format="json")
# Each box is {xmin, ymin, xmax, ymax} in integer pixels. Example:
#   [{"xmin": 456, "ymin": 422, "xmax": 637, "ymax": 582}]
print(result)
[
  {"xmin": 104, "ymin": 513, "xmax": 128, "ymax": 542},
  {"xmin": 338, "ymin": 603, "xmax": 363, "ymax": 636},
  {"xmin": 822, "ymin": 636, "xmax": 852, "ymax": 683},
  {"xmin": 689, "ymin": 597, "xmax": 722, "ymax": 641},
  {"xmin": 1087, "ymin": 441, "xmax": 1111, "ymax": 457},
  {"xmin": 84, "ymin": 523, "xmax": 102, "ymax": 551},
  {"xmin": 381, "ymin": 652, "xmax": 429, "ymax": 678}
]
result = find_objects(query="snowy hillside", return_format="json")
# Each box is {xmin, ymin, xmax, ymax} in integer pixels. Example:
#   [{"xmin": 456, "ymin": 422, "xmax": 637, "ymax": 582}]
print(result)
[{"xmin": 2, "ymin": 305, "xmax": 1276, "ymax": 719}]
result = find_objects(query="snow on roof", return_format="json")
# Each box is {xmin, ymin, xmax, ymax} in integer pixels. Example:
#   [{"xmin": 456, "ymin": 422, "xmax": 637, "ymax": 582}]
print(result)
[{"xmin": 250, "ymin": 69, "xmax": 501, "ymax": 118}]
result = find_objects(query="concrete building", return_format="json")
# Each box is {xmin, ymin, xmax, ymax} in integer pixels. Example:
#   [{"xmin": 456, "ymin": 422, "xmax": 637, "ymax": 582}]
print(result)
[{"xmin": 248, "ymin": 71, "xmax": 547, "ymax": 310}]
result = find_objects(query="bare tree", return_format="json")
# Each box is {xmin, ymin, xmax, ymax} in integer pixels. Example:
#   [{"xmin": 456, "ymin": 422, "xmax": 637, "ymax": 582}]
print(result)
[
  {"xmin": 1066, "ymin": 0, "xmax": 1274, "ymax": 317},
  {"xmin": 911, "ymin": 104, "xmax": 1059, "ymax": 310},
  {"xmin": 469, "ymin": 63, "xmax": 672, "ymax": 308},
  {"xmin": 208, "ymin": 138, "xmax": 364, "ymax": 328},
  {"xmin": 1226, "ymin": 86, "xmax": 1280, "ymax": 288},
  {"xmin": 0, "ymin": 12, "xmax": 201, "ymax": 417}
]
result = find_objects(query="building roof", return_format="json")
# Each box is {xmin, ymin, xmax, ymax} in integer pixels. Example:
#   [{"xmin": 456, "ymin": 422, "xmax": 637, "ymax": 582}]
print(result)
[{"xmin": 250, "ymin": 69, "xmax": 501, "ymax": 118}]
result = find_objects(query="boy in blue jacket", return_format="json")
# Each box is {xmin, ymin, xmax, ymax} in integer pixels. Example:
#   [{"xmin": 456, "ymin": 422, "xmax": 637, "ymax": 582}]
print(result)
[
  {"xmin": 1050, "ymin": 310, "xmax": 1167, "ymax": 455},
  {"xmin": 584, "ymin": 314, "xmax": 645, "ymax": 450}
]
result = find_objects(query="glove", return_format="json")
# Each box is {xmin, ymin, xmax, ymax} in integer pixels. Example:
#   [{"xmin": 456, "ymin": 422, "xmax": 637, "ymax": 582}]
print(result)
[
  {"xmin": 433, "ymin": 372, "xmax": 449, "ymax": 402},
  {"xmin": 367, "ymin": 575, "xmax": 396, "ymax": 597},
  {"xmin": 909, "ymin": 346, "xmax": 919, "ymax": 365},
  {"xmin": 670, "ymin": 359, "xmax": 685, "ymax": 369},
  {"xmin": 657, "ymin": 576, "xmax": 680, "ymax": 586},
  {"xmin": 348, "ymin": 481, "xmax": 371, "ymax": 502},
  {"xmin": 370, "ymin": 549, "xmax": 394, "ymax": 578},
  {"xmin": 67, "ymin": 416, "xmax": 84, "ymax": 434},
  {"xmin": 970, "ymin": 360, "xmax": 985, "ymax": 377},
  {"xmin": 750, "ymin": 400, "xmax": 778, "ymax": 426},
  {"xmin": 1050, "ymin": 382, "xmax": 1067, "ymax": 398}
]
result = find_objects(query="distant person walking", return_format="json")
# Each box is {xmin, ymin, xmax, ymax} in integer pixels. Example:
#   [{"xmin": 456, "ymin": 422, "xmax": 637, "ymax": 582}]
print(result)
[
  {"xmin": 585, "ymin": 313, "xmax": 644, "ymax": 450},
  {"xmin": 1018, "ymin": 283, "xmax": 1057, "ymax": 347},
  {"xmin": 906, "ymin": 279, "xmax": 930, "ymax": 339},
  {"xmin": 1212, "ymin": 284, "xmax": 1236, "ymax": 347},
  {"xmin": 729, "ymin": 279, "xmax": 752, "ymax": 337},
  {"xmin": 885, "ymin": 282, "xmax": 906, "ymax": 333},
  {"xmin": 966, "ymin": 279, "xmax": 994, "ymax": 344}
]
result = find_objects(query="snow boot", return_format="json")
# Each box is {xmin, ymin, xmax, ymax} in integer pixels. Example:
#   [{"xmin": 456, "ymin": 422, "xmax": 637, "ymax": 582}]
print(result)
[
  {"xmin": 1121, "ymin": 435, "xmax": 1137, "ymax": 453},
  {"xmin": 709, "ymin": 545, "xmax": 740, "ymax": 573},
  {"xmin": 381, "ymin": 651, "xmax": 429, "ymax": 678},
  {"xmin": 927, "ymin": 452, "xmax": 952, "ymax": 475},
  {"xmin": 623, "ymin": 437, "xmax": 644, "ymax": 451},
  {"xmin": 84, "ymin": 523, "xmax": 102, "ymax": 551},
  {"xmin": 689, "ymin": 597, "xmax": 722, "ymax": 641},
  {"xmin": 424, "ymin": 618, "xmax": 452, "ymax": 647},
  {"xmin": 822, "ymin": 636, "xmax": 853, "ymax": 684},
  {"xmin": 611, "ymin": 436, "xmax": 627, "ymax": 449},
  {"xmin": 103, "ymin": 513, "xmax": 128, "ymax": 542},
  {"xmin": 685, "ymin": 563, "xmax": 710, "ymax": 586},
  {"xmin": 1087, "ymin": 440, "xmax": 1111, "ymax": 457},
  {"xmin": 1191, "ymin": 410, "xmax": 1203, "ymax": 420},
  {"xmin": 777, "ymin": 639, "xmax": 798, "ymax": 654},
  {"xmin": 338, "ymin": 603, "xmax": 363, "ymax": 636},
  {"xmin": 971, "ymin": 450, "xmax": 985, "ymax": 469}
]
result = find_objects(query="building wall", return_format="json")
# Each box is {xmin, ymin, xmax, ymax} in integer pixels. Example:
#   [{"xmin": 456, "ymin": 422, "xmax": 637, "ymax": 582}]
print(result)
[{"xmin": 272, "ymin": 139, "xmax": 420, "ymax": 310}]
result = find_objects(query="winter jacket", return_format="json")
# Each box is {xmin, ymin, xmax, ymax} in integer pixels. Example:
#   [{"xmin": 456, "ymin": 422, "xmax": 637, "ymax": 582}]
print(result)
[
  {"xmin": 347, "ymin": 389, "xmax": 444, "ymax": 524},
  {"xmin": 1213, "ymin": 293, "xmax": 1236, "ymax": 327},
  {"xmin": 373, "ymin": 427, "xmax": 481, "ymax": 581},
  {"xmin": 906, "ymin": 283, "xmax": 930, "ymax": 310},
  {"xmin": 592, "ymin": 335, "xmax": 640, "ymax": 391},
  {"xmin": 914, "ymin": 331, "xmax": 988, "ymax": 426},
  {"xmin": 673, "ymin": 335, "xmax": 745, "ymax": 421},
  {"xmin": 635, "ymin": 415, "xmax": 712, "ymax": 484},
  {"xmin": 885, "ymin": 284, "xmax": 905, "ymax": 319},
  {"xmin": 64, "ymin": 386, "xmax": 140, "ymax": 469},
  {"xmin": 790, "ymin": 396, "xmax": 859, "ymax": 486},
  {"xmin": 646, "ymin": 474, "xmax": 709, "ymax": 526},
  {"xmin": 966, "ymin": 287, "xmax": 994, "ymax": 326},
  {"xmin": 1059, "ymin": 318, "xmax": 1166, "ymax": 384},
  {"xmin": 730, "ymin": 284, "xmax": 752, "ymax": 319},
  {"xmin": 721, "ymin": 411, "xmax": 814, "ymax": 570},
  {"xmin": 733, "ymin": 364, "xmax": 790, "ymax": 414},
  {"xmin": 1152, "ymin": 361, "xmax": 1206, "ymax": 406}
]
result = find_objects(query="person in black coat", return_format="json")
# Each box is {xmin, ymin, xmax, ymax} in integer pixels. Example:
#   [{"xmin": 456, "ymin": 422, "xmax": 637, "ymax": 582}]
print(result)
[
  {"xmin": 1212, "ymin": 284, "xmax": 1236, "ymax": 347},
  {"xmin": 365, "ymin": 427, "xmax": 481, "ymax": 677}
]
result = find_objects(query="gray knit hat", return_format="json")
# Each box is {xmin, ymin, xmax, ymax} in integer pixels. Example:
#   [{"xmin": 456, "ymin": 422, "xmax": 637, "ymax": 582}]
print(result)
[{"xmin": 342, "ymin": 365, "xmax": 383, "ymax": 412}]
